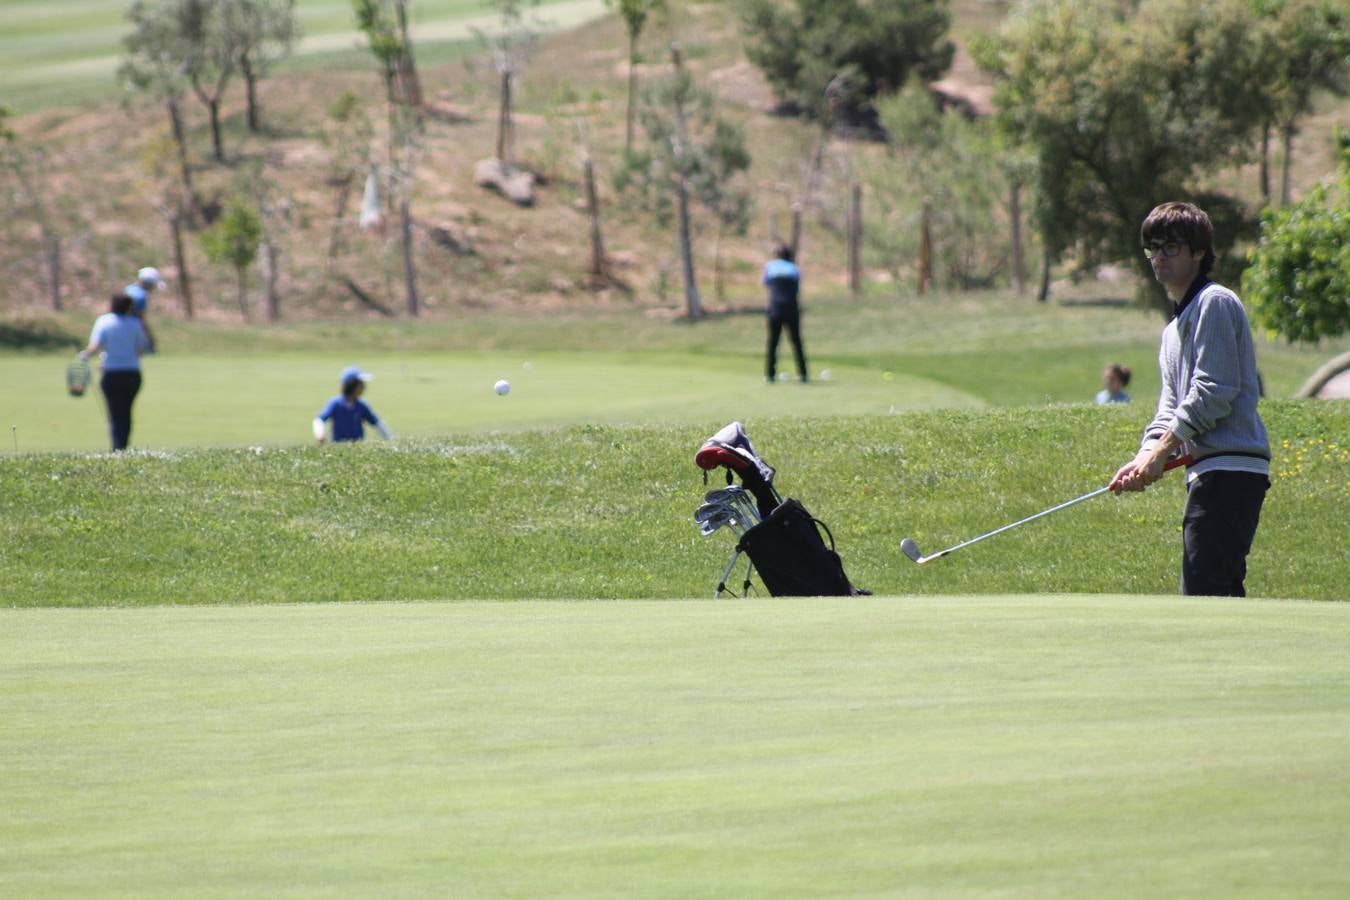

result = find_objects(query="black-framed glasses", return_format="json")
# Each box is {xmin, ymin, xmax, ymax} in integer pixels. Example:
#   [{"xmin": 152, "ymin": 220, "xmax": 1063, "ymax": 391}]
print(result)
[{"xmin": 1143, "ymin": 241, "xmax": 1185, "ymax": 259}]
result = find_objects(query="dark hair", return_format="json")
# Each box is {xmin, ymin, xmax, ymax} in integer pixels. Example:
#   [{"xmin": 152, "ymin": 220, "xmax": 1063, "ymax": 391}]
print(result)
[
  {"xmin": 775, "ymin": 244, "xmax": 794, "ymax": 263},
  {"xmin": 1107, "ymin": 363, "xmax": 1132, "ymax": 387},
  {"xmin": 342, "ymin": 377, "xmax": 363, "ymax": 399},
  {"xmin": 110, "ymin": 293, "xmax": 134, "ymax": 316},
  {"xmin": 1141, "ymin": 202, "xmax": 1215, "ymax": 277}
]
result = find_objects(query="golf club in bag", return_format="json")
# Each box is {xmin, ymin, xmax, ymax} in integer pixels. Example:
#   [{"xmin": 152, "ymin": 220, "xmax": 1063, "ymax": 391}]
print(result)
[{"xmin": 695, "ymin": 422, "xmax": 868, "ymax": 598}]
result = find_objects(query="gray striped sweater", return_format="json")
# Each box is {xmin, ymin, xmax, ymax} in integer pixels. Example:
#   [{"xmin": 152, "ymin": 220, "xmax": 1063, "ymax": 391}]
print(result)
[{"xmin": 1142, "ymin": 281, "xmax": 1270, "ymax": 481}]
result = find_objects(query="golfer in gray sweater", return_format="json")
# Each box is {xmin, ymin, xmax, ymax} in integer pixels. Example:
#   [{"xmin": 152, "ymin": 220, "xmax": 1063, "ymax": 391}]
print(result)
[{"xmin": 1110, "ymin": 202, "xmax": 1270, "ymax": 596}]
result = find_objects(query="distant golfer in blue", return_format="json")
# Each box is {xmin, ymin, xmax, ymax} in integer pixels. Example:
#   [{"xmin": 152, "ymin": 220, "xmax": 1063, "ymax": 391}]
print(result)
[
  {"xmin": 763, "ymin": 244, "xmax": 808, "ymax": 383},
  {"xmin": 81, "ymin": 292, "xmax": 152, "ymax": 451},
  {"xmin": 313, "ymin": 366, "xmax": 393, "ymax": 443}
]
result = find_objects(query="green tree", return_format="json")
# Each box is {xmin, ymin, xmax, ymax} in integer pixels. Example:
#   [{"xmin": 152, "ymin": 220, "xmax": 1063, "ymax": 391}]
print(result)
[
  {"xmin": 120, "ymin": 0, "xmax": 202, "ymax": 216},
  {"xmin": 1, "ymin": 115, "xmax": 73, "ymax": 312},
  {"xmin": 1250, "ymin": 0, "xmax": 1350, "ymax": 206},
  {"xmin": 869, "ymin": 79, "xmax": 1013, "ymax": 293},
  {"xmin": 615, "ymin": 44, "xmax": 753, "ymax": 318},
  {"xmin": 200, "ymin": 197, "xmax": 264, "ymax": 320},
  {"xmin": 353, "ymin": 0, "xmax": 422, "ymax": 109},
  {"xmin": 607, "ymin": 0, "xmax": 666, "ymax": 152},
  {"xmin": 320, "ymin": 91, "xmax": 374, "ymax": 263},
  {"xmin": 1242, "ymin": 131, "xmax": 1350, "ymax": 343},
  {"xmin": 475, "ymin": 0, "xmax": 543, "ymax": 163},
  {"xmin": 354, "ymin": 0, "xmax": 423, "ymax": 316},
  {"xmin": 738, "ymin": 0, "xmax": 954, "ymax": 122},
  {"xmin": 222, "ymin": 0, "xmax": 301, "ymax": 133},
  {"xmin": 978, "ymin": 0, "xmax": 1273, "ymax": 312},
  {"xmin": 178, "ymin": 0, "xmax": 241, "ymax": 163}
]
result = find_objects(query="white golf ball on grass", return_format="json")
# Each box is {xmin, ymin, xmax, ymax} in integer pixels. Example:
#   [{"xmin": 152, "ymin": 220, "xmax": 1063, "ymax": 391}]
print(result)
[{"xmin": 494, "ymin": 379, "xmax": 511, "ymax": 395}]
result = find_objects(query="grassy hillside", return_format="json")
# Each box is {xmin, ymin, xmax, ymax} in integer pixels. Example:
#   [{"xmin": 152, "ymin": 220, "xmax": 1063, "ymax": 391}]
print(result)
[
  {"xmin": 2, "ymin": 0, "xmax": 1346, "ymax": 322},
  {"xmin": 3, "ymin": 402, "xmax": 1345, "ymax": 605}
]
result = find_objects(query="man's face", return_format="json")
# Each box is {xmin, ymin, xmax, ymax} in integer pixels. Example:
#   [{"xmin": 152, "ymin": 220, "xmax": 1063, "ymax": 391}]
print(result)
[{"xmin": 1145, "ymin": 237, "xmax": 1204, "ymax": 296}]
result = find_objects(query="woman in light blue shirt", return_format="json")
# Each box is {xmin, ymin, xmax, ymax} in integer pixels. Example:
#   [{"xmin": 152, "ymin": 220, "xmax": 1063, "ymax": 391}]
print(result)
[{"xmin": 80, "ymin": 293, "xmax": 151, "ymax": 450}]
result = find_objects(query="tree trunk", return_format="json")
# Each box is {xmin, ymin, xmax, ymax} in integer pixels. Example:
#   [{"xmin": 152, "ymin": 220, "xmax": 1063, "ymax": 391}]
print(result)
[
  {"xmin": 263, "ymin": 239, "xmax": 280, "ymax": 323},
  {"xmin": 328, "ymin": 176, "xmax": 354, "ymax": 262},
  {"xmin": 1259, "ymin": 122, "xmax": 1270, "ymax": 205},
  {"xmin": 169, "ymin": 208, "xmax": 194, "ymax": 319},
  {"xmin": 669, "ymin": 44, "xmax": 701, "ymax": 319},
  {"xmin": 848, "ymin": 181, "xmax": 862, "ymax": 296},
  {"xmin": 394, "ymin": 0, "xmax": 422, "ymax": 108},
  {"xmin": 713, "ymin": 223, "xmax": 726, "ymax": 303},
  {"xmin": 236, "ymin": 268, "xmax": 249, "ymax": 320},
  {"xmin": 1037, "ymin": 244, "xmax": 1051, "ymax": 303},
  {"xmin": 1009, "ymin": 180, "xmax": 1025, "ymax": 295},
  {"xmin": 208, "ymin": 98, "xmax": 224, "ymax": 163},
  {"xmin": 583, "ymin": 156, "xmax": 606, "ymax": 282},
  {"xmin": 166, "ymin": 95, "xmax": 199, "ymax": 220},
  {"xmin": 1279, "ymin": 124, "xmax": 1294, "ymax": 207},
  {"xmin": 789, "ymin": 203, "xmax": 802, "ymax": 260},
  {"xmin": 676, "ymin": 178, "xmax": 702, "ymax": 318},
  {"xmin": 497, "ymin": 71, "xmax": 513, "ymax": 162},
  {"xmin": 918, "ymin": 198, "xmax": 932, "ymax": 295},
  {"xmin": 625, "ymin": 30, "xmax": 639, "ymax": 153},
  {"xmin": 242, "ymin": 56, "xmax": 260, "ymax": 132},
  {"xmin": 44, "ymin": 233, "xmax": 62, "ymax": 312},
  {"xmin": 399, "ymin": 197, "xmax": 419, "ymax": 317}
]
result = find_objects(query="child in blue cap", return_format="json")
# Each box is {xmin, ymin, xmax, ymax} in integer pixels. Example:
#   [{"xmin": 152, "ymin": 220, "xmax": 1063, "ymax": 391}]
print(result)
[{"xmin": 312, "ymin": 366, "xmax": 394, "ymax": 442}]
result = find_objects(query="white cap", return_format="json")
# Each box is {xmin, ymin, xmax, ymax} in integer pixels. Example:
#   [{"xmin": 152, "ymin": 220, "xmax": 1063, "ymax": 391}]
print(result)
[{"xmin": 137, "ymin": 267, "xmax": 164, "ymax": 287}]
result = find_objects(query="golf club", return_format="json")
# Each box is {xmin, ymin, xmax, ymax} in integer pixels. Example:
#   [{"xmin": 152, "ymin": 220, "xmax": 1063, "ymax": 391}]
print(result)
[{"xmin": 901, "ymin": 455, "xmax": 1192, "ymax": 565}]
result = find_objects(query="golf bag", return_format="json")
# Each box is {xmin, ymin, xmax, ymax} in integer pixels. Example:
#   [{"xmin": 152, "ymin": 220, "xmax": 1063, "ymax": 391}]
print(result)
[
  {"xmin": 696, "ymin": 422, "xmax": 867, "ymax": 598},
  {"xmin": 737, "ymin": 499, "xmax": 863, "ymax": 597}
]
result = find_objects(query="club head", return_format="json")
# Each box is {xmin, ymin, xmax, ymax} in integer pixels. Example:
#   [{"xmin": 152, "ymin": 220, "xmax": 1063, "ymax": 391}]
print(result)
[
  {"xmin": 701, "ymin": 509, "xmax": 734, "ymax": 535},
  {"xmin": 900, "ymin": 538, "xmax": 923, "ymax": 564},
  {"xmin": 705, "ymin": 487, "xmax": 748, "ymax": 505},
  {"xmin": 694, "ymin": 502, "xmax": 733, "ymax": 524}
]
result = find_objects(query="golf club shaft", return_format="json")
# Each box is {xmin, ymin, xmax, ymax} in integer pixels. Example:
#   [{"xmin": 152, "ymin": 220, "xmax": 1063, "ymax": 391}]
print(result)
[
  {"xmin": 917, "ymin": 455, "xmax": 1192, "ymax": 563},
  {"xmin": 924, "ymin": 485, "xmax": 1110, "ymax": 561}
]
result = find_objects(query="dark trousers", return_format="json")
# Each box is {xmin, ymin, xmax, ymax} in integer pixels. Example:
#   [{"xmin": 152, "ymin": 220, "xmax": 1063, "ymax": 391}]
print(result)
[
  {"xmin": 1181, "ymin": 470, "xmax": 1269, "ymax": 597},
  {"xmin": 100, "ymin": 370, "xmax": 142, "ymax": 451},
  {"xmin": 766, "ymin": 307, "xmax": 807, "ymax": 381}
]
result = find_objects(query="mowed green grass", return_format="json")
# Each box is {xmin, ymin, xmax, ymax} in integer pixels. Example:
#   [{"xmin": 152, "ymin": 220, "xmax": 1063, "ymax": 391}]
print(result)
[
  {"xmin": 3, "ymin": 596, "xmax": 1349, "ymax": 896},
  {"xmin": 0, "ymin": 0, "xmax": 605, "ymax": 112},
  {"xmin": 0, "ymin": 349, "xmax": 977, "ymax": 453},
  {"xmin": 5, "ymin": 286, "xmax": 1346, "ymax": 453}
]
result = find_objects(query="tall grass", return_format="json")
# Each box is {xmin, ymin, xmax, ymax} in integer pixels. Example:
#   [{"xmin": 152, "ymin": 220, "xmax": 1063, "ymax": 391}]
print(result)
[{"xmin": 3, "ymin": 403, "xmax": 1345, "ymax": 606}]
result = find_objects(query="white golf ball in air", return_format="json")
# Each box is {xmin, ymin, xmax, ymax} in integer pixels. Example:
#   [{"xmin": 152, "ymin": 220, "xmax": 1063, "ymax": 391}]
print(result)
[{"xmin": 494, "ymin": 379, "xmax": 511, "ymax": 395}]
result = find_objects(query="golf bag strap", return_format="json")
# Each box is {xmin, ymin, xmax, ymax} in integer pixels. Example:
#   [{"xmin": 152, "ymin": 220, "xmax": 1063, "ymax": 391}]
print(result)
[{"xmin": 812, "ymin": 515, "xmax": 837, "ymax": 552}]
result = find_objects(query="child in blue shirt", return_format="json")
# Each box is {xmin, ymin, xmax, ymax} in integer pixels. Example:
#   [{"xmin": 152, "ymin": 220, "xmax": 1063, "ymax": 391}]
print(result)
[
  {"xmin": 313, "ymin": 366, "xmax": 393, "ymax": 443},
  {"xmin": 1095, "ymin": 363, "xmax": 1131, "ymax": 404}
]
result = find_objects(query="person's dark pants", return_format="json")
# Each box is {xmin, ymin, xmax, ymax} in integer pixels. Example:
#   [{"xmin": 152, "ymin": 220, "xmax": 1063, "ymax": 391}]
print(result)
[
  {"xmin": 766, "ymin": 306, "xmax": 808, "ymax": 382},
  {"xmin": 100, "ymin": 369, "xmax": 142, "ymax": 451},
  {"xmin": 1181, "ymin": 470, "xmax": 1269, "ymax": 597}
]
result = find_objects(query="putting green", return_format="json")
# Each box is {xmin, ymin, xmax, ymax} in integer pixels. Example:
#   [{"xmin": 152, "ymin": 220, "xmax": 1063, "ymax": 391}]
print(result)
[
  {"xmin": 2, "ymin": 351, "xmax": 981, "ymax": 452},
  {"xmin": 3, "ymin": 596, "xmax": 1348, "ymax": 895}
]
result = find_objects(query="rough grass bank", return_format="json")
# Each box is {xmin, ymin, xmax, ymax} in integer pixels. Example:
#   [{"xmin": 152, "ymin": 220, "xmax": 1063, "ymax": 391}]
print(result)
[{"xmin": 3, "ymin": 403, "xmax": 1346, "ymax": 605}]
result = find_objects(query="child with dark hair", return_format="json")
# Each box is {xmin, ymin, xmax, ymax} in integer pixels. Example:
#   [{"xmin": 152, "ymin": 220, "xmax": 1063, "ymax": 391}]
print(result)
[
  {"xmin": 763, "ymin": 244, "xmax": 809, "ymax": 383},
  {"xmin": 1096, "ymin": 363, "xmax": 1132, "ymax": 404},
  {"xmin": 313, "ymin": 366, "xmax": 393, "ymax": 443},
  {"xmin": 1109, "ymin": 202, "xmax": 1270, "ymax": 596},
  {"xmin": 80, "ymin": 293, "xmax": 152, "ymax": 451}
]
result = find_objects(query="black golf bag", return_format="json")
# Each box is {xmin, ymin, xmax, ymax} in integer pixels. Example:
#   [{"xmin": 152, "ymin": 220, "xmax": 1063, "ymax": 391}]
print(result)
[{"xmin": 696, "ymin": 422, "xmax": 867, "ymax": 598}]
